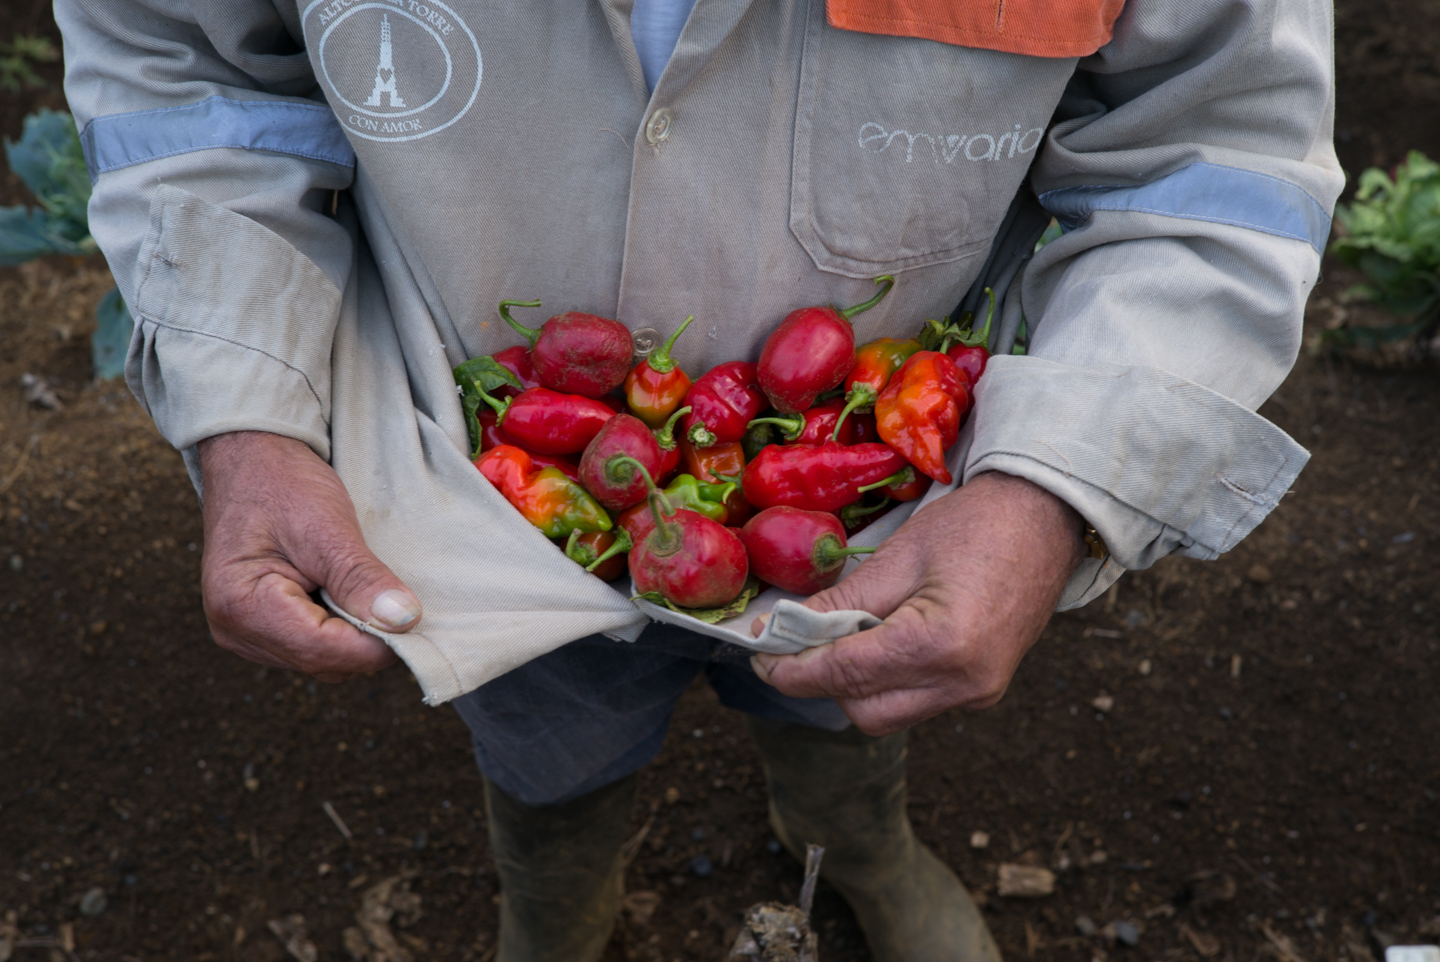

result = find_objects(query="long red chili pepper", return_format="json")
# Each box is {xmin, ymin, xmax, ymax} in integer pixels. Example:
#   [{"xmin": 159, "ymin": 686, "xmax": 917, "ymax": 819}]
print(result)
[
  {"xmin": 874, "ymin": 351, "xmax": 969, "ymax": 484},
  {"xmin": 625, "ymin": 316, "xmax": 695, "ymax": 429},
  {"xmin": 832, "ymin": 337, "xmax": 923, "ymax": 440},
  {"xmin": 475, "ymin": 445, "xmax": 611, "ymax": 538},
  {"xmin": 499, "ymin": 299, "xmax": 634, "ymax": 398},
  {"xmin": 741, "ymin": 441, "xmax": 909, "ymax": 512},
  {"xmin": 682, "ymin": 361, "xmax": 767, "ymax": 448},
  {"xmin": 748, "ymin": 399, "xmax": 865, "ymax": 445},
  {"xmin": 757, "ymin": 275, "xmax": 894, "ymax": 414},
  {"xmin": 476, "ymin": 385, "xmax": 615, "ymax": 455}
]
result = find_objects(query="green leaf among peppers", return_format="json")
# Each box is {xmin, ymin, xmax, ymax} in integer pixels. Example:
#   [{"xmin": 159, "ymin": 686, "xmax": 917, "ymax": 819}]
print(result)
[{"xmin": 635, "ymin": 575, "xmax": 763, "ymax": 624}]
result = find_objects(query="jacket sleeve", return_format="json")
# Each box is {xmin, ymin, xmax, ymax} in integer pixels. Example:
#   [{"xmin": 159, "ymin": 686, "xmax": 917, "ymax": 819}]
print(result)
[
  {"xmin": 961, "ymin": 0, "xmax": 1343, "ymax": 606},
  {"xmin": 58, "ymin": 0, "xmax": 357, "ymax": 479}
]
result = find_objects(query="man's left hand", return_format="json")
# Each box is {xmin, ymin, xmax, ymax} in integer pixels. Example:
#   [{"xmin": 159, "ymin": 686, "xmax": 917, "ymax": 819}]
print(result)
[{"xmin": 749, "ymin": 471, "xmax": 1087, "ymax": 736}]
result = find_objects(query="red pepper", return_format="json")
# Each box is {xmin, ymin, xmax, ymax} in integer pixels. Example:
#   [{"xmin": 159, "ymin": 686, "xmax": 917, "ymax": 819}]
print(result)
[
  {"xmin": 679, "ymin": 436, "xmax": 746, "ymax": 485},
  {"xmin": 477, "ymin": 385, "xmax": 615, "ymax": 455},
  {"xmin": 480, "ymin": 410, "xmax": 581, "ymax": 480},
  {"xmin": 747, "ymin": 399, "xmax": 865, "ymax": 445},
  {"xmin": 491, "ymin": 345, "xmax": 543, "ymax": 398},
  {"xmin": 613, "ymin": 457, "xmax": 750, "ymax": 609},
  {"xmin": 757, "ymin": 275, "xmax": 894, "ymax": 414},
  {"xmin": 741, "ymin": 442, "xmax": 909, "ymax": 512},
  {"xmin": 856, "ymin": 465, "xmax": 931, "ymax": 502},
  {"xmin": 499, "ymin": 299, "xmax": 634, "ymax": 398},
  {"xmin": 943, "ymin": 287, "xmax": 995, "ymax": 387},
  {"xmin": 740, "ymin": 506, "xmax": 876, "ymax": 595},
  {"xmin": 565, "ymin": 529, "xmax": 632, "ymax": 581},
  {"xmin": 624, "ymin": 316, "xmax": 695, "ymax": 429},
  {"xmin": 682, "ymin": 361, "xmax": 767, "ymax": 448},
  {"xmin": 578, "ymin": 413, "xmax": 666, "ymax": 512},
  {"xmin": 475, "ymin": 445, "xmax": 611, "ymax": 538},
  {"xmin": 874, "ymin": 351, "xmax": 969, "ymax": 485},
  {"xmin": 832, "ymin": 337, "xmax": 923, "ymax": 440}
]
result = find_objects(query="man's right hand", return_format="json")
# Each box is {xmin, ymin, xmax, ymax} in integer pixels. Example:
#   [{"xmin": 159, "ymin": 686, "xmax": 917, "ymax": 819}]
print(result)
[{"xmin": 196, "ymin": 431, "xmax": 422, "ymax": 683}]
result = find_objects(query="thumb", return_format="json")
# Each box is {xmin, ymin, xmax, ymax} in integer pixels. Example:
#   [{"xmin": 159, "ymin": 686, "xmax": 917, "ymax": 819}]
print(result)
[{"xmin": 305, "ymin": 537, "xmax": 423, "ymax": 633}]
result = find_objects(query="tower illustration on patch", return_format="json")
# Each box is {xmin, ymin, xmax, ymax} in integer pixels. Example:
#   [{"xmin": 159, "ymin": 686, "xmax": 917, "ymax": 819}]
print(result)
[
  {"xmin": 305, "ymin": 0, "xmax": 482, "ymax": 143},
  {"xmin": 365, "ymin": 15, "xmax": 405, "ymax": 109}
]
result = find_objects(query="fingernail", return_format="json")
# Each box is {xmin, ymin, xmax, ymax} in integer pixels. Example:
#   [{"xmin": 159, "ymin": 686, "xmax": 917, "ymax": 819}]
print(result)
[
  {"xmin": 751, "ymin": 612, "xmax": 772, "ymax": 638},
  {"xmin": 370, "ymin": 589, "xmax": 421, "ymax": 629}
]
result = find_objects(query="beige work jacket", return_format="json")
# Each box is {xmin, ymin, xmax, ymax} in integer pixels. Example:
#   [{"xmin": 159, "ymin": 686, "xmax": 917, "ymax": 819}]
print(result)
[{"xmin": 59, "ymin": 0, "xmax": 1343, "ymax": 702}]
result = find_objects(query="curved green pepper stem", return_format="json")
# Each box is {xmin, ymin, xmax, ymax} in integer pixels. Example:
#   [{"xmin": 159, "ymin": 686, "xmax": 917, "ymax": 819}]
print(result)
[
  {"xmin": 856, "ymin": 465, "xmax": 914, "ymax": 494},
  {"xmin": 838, "ymin": 496, "xmax": 891, "ymax": 528},
  {"xmin": 695, "ymin": 479, "xmax": 736, "ymax": 507},
  {"xmin": 831, "ymin": 384, "xmax": 877, "ymax": 441},
  {"xmin": 498, "ymin": 298, "xmax": 544, "ymax": 347},
  {"xmin": 747, "ymin": 415, "xmax": 805, "ymax": 443},
  {"xmin": 472, "ymin": 381, "xmax": 512, "ymax": 420},
  {"xmin": 955, "ymin": 287, "xmax": 996, "ymax": 349},
  {"xmin": 610, "ymin": 455, "xmax": 680, "ymax": 553},
  {"xmin": 646, "ymin": 315, "xmax": 694, "ymax": 375},
  {"xmin": 710, "ymin": 471, "xmax": 742, "ymax": 486},
  {"xmin": 838, "ymin": 274, "xmax": 895, "ymax": 322},
  {"xmin": 813, "ymin": 533, "xmax": 878, "ymax": 572},
  {"xmin": 654, "ymin": 405, "xmax": 691, "ymax": 452}
]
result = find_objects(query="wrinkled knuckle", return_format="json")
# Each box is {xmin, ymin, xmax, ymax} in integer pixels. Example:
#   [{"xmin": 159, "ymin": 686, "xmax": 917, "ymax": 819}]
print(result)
[{"xmin": 827, "ymin": 655, "xmax": 873, "ymax": 699}]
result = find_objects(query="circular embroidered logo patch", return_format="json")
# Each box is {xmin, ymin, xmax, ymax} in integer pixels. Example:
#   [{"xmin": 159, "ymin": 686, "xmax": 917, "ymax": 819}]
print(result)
[{"xmin": 304, "ymin": 0, "xmax": 482, "ymax": 143}]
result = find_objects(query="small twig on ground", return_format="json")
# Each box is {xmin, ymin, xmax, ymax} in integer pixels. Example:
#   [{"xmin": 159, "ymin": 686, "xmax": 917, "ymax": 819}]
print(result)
[
  {"xmin": 798, "ymin": 844, "xmax": 825, "ymax": 918},
  {"xmin": 1231, "ymin": 853, "xmax": 1282, "ymax": 895},
  {"xmin": 0, "ymin": 434, "xmax": 39, "ymax": 493},
  {"xmin": 323, "ymin": 801, "xmax": 354, "ymax": 842},
  {"xmin": 619, "ymin": 814, "xmax": 655, "ymax": 869}
]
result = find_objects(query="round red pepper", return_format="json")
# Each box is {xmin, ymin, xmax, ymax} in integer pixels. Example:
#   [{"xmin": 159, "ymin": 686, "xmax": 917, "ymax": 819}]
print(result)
[
  {"xmin": 682, "ymin": 361, "xmax": 767, "ymax": 448},
  {"xmin": 740, "ymin": 506, "xmax": 876, "ymax": 595},
  {"xmin": 741, "ymin": 441, "xmax": 909, "ymax": 513},
  {"xmin": 625, "ymin": 315, "xmax": 695, "ymax": 428},
  {"xmin": 757, "ymin": 275, "xmax": 894, "ymax": 414},
  {"xmin": 578, "ymin": 413, "xmax": 666, "ymax": 511},
  {"xmin": 499, "ymin": 299, "xmax": 634, "ymax": 398},
  {"xmin": 943, "ymin": 287, "xmax": 995, "ymax": 388},
  {"xmin": 565, "ymin": 529, "xmax": 632, "ymax": 581}
]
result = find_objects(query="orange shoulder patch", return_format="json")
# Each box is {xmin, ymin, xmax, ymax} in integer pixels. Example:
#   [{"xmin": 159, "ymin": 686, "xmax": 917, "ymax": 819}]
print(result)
[{"xmin": 826, "ymin": 0, "xmax": 1126, "ymax": 58}]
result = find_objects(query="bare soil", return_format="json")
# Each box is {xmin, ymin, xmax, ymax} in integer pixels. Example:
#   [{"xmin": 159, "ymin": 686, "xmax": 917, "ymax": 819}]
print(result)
[{"xmin": 2, "ymin": 4, "xmax": 1439, "ymax": 961}]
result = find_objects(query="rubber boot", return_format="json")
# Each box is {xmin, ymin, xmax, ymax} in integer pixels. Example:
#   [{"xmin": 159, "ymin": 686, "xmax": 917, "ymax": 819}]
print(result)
[
  {"xmin": 746, "ymin": 717, "xmax": 1002, "ymax": 962},
  {"xmin": 484, "ymin": 773, "xmax": 637, "ymax": 962}
]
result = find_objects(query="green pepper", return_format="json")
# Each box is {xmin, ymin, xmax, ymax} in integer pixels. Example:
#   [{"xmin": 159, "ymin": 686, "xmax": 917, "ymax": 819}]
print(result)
[{"xmin": 662, "ymin": 473, "xmax": 736, "ymax": 524}]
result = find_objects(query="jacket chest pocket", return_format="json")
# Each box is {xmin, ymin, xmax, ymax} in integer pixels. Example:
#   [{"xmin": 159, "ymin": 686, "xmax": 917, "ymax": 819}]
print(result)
[{"xmin": 787, "ymin": 0, "xmax": 1074, "ymax": 278}]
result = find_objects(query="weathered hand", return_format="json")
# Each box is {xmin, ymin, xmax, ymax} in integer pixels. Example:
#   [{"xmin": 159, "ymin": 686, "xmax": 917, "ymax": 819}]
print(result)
[
  {"xmin": 749, "ymin": 472, "xmax": 1085, "ymax": 735},
  {"xmin": 197, "ymin": 431, "xmax": 422, "ymax": 683}
]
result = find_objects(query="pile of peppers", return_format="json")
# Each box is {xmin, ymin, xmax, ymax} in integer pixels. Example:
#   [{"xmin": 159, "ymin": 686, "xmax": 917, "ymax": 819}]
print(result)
[{"xmin": 452, "ymin": 282, "xmax": 997, "ymax": 614}]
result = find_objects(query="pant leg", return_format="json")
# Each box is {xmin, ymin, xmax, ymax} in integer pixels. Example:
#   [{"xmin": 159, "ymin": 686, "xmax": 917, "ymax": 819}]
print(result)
[{"xmin": 451, "ymin": 623, "xmax": 850, "ymax": 806}]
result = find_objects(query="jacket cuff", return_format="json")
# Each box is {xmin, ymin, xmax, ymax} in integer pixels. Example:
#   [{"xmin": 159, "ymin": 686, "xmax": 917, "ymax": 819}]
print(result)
[
  {"xmin": 124, "ymin": 185, "xmax": 341, "ymax": 461},
  {"xmin": 963, "ymin": 355, "xmax": 1309, "ymax": 585}
]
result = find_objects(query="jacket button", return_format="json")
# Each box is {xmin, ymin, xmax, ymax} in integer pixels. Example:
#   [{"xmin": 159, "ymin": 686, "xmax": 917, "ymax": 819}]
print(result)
[
  {"xmin": 630, "ymin": 327, "xmax": 662, "ymax": 357},
  {"xmin": 645, "ymin": 108, "xmax": 674, "ymax": 145}
]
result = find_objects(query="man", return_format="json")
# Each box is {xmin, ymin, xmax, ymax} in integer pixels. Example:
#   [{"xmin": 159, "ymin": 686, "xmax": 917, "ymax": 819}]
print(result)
[{"xmin": 59, "ymin": 0, "xmax": 1340, "ymax": 956}]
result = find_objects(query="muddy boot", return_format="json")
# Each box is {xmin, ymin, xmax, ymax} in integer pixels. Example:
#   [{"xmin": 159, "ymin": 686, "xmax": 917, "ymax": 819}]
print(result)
[
  {"xmin": 746, "ymin": 717, "xmax": 1002, "ymax": 962},
  {"xmin": 484, "ymin": 773, "xmax": 637, "ymax": 962}
]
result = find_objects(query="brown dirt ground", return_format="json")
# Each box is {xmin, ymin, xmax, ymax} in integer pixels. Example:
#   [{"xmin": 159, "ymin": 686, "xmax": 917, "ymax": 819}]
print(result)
[{"xmin": 2, "ymin": 4, "xmax": 1439, "ymax": 961}]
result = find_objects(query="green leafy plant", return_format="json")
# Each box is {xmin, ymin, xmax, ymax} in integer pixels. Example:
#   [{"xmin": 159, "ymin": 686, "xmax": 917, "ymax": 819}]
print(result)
[
  {"xmin": 0, "ymin": 34, "xmax": 59, "ymax": 92},
  {"xmin": 2, "ymin": 109, "xmax": 132, "ymax": 379},
  {"xmin": 1329, "ymin": 150, "xmax": 1440, "ymax": 349}
]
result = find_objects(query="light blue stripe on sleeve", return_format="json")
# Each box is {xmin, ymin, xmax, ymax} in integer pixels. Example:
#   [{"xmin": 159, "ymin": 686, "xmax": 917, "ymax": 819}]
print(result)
[
  {"xmin": 80, "ymin": 96, "xmax": 356, "ymax": 182},
  {"xmin": 1038, "ymin": 162, "xmax": 1332, "ymax": 253}
]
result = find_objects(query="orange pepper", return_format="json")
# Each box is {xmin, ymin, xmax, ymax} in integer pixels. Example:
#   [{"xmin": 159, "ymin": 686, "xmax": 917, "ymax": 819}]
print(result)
[{"xmin": 874, "ymin": 351, "xmax": 968, "ymax": 485}]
